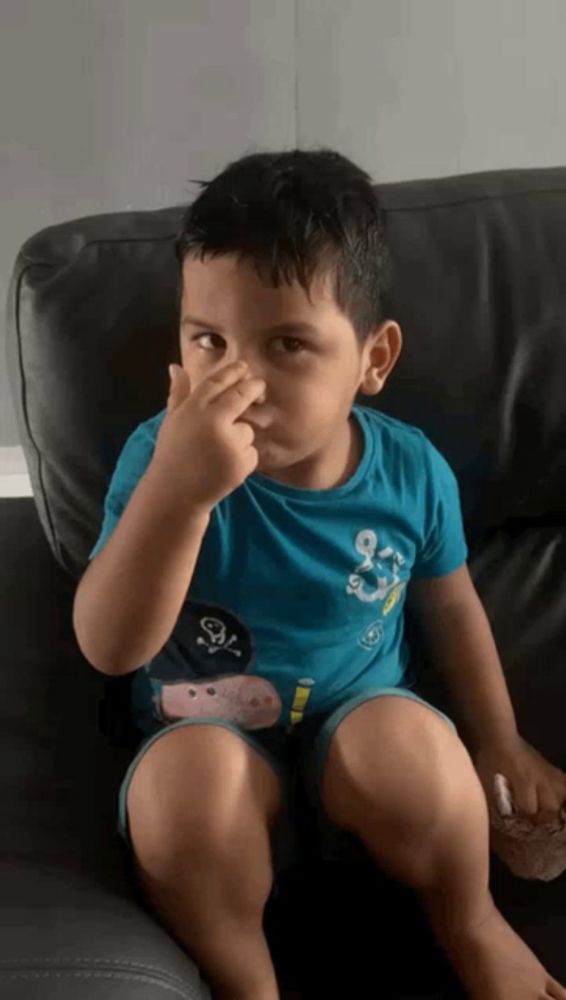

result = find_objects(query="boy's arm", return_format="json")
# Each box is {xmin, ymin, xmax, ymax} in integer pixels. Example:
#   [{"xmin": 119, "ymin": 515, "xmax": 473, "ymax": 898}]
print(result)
[
  {"xmin": 73, "ymin": 461, "xmax": 211, "ymax": 676},
  {"xmin": 409, "ymin": 565, "xmax": 518, "ymax": 751},
  {"xmin": 409, "ymin": 564, "xmax": 566, "ymax": 823}
]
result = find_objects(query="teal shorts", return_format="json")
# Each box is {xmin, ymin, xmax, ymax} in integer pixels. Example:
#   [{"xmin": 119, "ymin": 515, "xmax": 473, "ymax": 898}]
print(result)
[{"xmin": 117, "ymin": 686, "xmax": 456, "ymax": 879}]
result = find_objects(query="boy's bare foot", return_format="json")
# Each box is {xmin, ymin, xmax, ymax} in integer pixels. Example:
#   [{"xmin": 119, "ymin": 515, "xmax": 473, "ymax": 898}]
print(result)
[{"xmin": 434, "ymin": 902, "xmax": 566, "ymax": 999}]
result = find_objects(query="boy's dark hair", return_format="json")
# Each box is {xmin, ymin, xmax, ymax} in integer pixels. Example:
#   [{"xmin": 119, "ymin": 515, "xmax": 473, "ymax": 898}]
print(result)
[{"xmin": 174, "ymin": 147, "xmax": 393, "ymax": 347}]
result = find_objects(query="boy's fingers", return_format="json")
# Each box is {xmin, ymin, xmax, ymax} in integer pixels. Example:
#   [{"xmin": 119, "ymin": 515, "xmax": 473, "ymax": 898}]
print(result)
[
  {"xmin": 536, "ymin": 783, "xmax": 563, "ymax": 825},
  {"xmin": 512, "ymin": 778, "xmax": 539, "ymax": 820},
  {"xmin": 166, "ymin": 361, "xmax": 266, "ymax": 423},
  {"xmin": 212, "ymin": 376, "xmax": 267, "ymax": 424},
  {"xmin": 196, "ymin": 361, "xmax": 250, "ymax": 407},
  {"xmin": 167, "ymin": 364, "xmax": 191, "ymax": 413}
]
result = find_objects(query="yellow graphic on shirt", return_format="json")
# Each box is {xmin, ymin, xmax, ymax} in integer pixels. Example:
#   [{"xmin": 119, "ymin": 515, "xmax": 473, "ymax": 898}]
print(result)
[
  {"xmin": 383, "ymin": 583, "xmax": 405, "ymax": 617},
  {"xmin": 289, "ymin": 678, "xmax": 315, "ymax": 726}
]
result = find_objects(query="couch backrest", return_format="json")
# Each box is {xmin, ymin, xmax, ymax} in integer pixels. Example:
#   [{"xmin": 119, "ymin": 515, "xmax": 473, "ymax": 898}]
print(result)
[{"xmin": 6, "ymin": 167, "xmax": 566, "ymax": 578}]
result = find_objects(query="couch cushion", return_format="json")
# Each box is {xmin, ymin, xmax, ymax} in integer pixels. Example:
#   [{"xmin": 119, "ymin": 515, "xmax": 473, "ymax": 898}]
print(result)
[{"xmin": 0, "ymin": 862, "xmax": 211, "ymax": 1000}]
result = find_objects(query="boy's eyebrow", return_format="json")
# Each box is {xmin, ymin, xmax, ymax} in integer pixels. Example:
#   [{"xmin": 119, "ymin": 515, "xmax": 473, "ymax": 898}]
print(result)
[{"xmin": 181, "ymin": 315, "xmax": 323, "ymax": 337}]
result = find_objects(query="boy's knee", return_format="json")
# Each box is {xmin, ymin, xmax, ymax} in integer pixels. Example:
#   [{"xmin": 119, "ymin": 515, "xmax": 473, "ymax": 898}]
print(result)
[
  {"xmin": 126, "ymin": 723, "xmax": 281, "ymax": 867},
  {"xmin": 323, "ymin": 697, "xmax": 475, "ymax": 833}
]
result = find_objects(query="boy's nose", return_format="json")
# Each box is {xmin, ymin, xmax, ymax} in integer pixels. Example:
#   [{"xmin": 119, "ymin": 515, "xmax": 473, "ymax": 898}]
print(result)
[
  {"xmin": 241, "ymin": 366, "xmax": 267, "ymax": 405},
  {"xmin": 242, "ymin": 370, "xmax": 269, "ymax": 417}
]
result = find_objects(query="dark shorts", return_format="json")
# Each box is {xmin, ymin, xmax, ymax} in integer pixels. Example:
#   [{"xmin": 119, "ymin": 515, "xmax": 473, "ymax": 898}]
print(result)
[{"xmin": 117, "ymin": 686, "xmax": 456, "ymax": 883}]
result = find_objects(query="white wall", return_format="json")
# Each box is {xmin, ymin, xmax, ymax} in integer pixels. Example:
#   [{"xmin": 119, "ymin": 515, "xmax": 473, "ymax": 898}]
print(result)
[{"xmin": 2, "ymin": 0, "xmax": 566, "ymax": 484}]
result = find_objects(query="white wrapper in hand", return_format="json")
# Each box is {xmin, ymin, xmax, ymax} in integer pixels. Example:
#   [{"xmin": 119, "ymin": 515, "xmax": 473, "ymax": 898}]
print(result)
[{"xmin": 493, "ymin": 772, "xmax": 514, "ymax": 817}]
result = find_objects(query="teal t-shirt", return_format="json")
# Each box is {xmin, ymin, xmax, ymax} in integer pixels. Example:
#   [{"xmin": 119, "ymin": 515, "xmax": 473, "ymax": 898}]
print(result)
[{"xmin": 89, "ymin": 403, "xmax": 467, "ymax": 736}]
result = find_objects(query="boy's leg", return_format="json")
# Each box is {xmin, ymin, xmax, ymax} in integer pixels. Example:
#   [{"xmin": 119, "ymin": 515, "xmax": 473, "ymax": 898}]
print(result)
[
  {"xmin": 123, "ymin": 721, "xmax": 284, "ymax": 1000},
  {"xmin": 317, "ymin": 693, "xmax": 566, "ymax": 1000}
]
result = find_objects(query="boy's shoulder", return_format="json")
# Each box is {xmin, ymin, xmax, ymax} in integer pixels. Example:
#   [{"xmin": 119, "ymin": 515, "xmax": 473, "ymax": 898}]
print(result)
[
  {"xmin": 355, "ymin": 402, "xmax": 431, "ymax": 456},
  {"xmin": 354, "ymin": 403, "xmax": 454, "ymax": 489},
  {"xmin": 356, "ymin": 405, "xmax": 461, "ymax": 521},
  {"xmin": 111, "ymin": 407, "xmax": 167, "ymax": 482},
  {"xmin": 123, "ymin": 406, "xmax": 167, "ymax": 452},
  {"xmin": 137, "ymin": 406, "xmax": 168, "ymax": 439}
]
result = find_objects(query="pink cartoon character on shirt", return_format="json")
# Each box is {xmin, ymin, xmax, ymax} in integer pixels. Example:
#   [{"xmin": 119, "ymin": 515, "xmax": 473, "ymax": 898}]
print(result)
[{"xmin": 148, "ymin": 603, "xmax": 282, "ymax": 730}]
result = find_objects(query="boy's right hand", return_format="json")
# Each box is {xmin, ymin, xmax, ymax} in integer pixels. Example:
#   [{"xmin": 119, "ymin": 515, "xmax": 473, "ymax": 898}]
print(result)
[{"xmin": 151, "ymin": 361, "xmax": 266, "ymax": 513}]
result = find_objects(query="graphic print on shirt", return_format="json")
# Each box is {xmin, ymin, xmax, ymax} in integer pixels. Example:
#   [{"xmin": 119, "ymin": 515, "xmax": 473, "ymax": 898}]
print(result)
[
  {"xmin": 289, "ymin": 677, "xmax": 316, "ymax": 727},
  {"xmin": 346, "ymin": 529, "xmax": 407, "ymax": 650},
  {"xmin": 145, "ymin": 601, "xmax": 282, "ymax": 730}
]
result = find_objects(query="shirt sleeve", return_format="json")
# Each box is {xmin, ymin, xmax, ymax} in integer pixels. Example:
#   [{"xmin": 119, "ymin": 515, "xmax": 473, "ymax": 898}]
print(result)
[
  {"xmin": 412, "ymin": 434, "xmax": 468, "ymax": 578},
  {"xmin": 88, "ymin": 422, "xmax": 157, "ymax": 561}
]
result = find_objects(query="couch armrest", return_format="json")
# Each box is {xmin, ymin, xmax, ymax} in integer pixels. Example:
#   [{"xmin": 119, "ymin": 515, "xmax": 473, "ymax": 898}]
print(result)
[{"xmin": 0, "ymin": 498, "xmax": 210, "ymax": 998}]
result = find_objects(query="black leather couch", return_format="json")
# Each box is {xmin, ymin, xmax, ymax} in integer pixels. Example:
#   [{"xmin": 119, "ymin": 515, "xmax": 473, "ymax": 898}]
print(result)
[{"xmin": 3, "ymin": 165, "xmax": 566, "ymax": 998}]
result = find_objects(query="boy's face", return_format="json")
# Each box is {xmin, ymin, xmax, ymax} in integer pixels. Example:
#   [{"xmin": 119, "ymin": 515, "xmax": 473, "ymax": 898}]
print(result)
[{"xmin": 179, "ymin": 253, "xmax": 401, "ymax": 479}]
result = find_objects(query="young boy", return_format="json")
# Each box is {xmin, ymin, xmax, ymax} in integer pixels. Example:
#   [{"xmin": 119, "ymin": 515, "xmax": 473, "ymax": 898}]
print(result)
[{"xmin": 73, "ymin": 148, "xmax": 566, "ymax": 1000}]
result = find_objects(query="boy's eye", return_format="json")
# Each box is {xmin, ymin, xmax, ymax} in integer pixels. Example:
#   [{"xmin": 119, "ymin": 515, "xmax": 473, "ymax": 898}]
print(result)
[
  {"xmin": 274, "ymin": 336, "xmax": 305, "ymax": 354},
  {"xmin": 191, "ymin": 332, "xmax": 223, "ymax": 350},
  {"xmin": 191, "ymin": 333, "xmax": 306, "ymax": 354}
]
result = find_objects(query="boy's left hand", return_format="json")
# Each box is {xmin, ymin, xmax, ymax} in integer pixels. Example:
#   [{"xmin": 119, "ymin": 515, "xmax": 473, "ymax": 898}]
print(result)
[{"xmin": 474, "ymin": 735, "xmax": 566, "ymax": 825}]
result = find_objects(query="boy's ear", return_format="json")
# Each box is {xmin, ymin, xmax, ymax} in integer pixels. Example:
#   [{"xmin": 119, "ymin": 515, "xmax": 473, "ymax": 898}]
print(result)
[{"xmin": 358, "ymin": 321, "xmax": 402, "ymax": 396}]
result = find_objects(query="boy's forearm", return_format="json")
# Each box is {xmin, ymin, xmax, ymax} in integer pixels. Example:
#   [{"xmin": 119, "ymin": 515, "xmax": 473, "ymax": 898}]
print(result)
[
  {"xmin": 422, "ymin": 594, "xmax": 519, "ymax": 754},
  {"xmin": 73, "ymin": 461, "xmax": 211, "ymax": 676}
]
